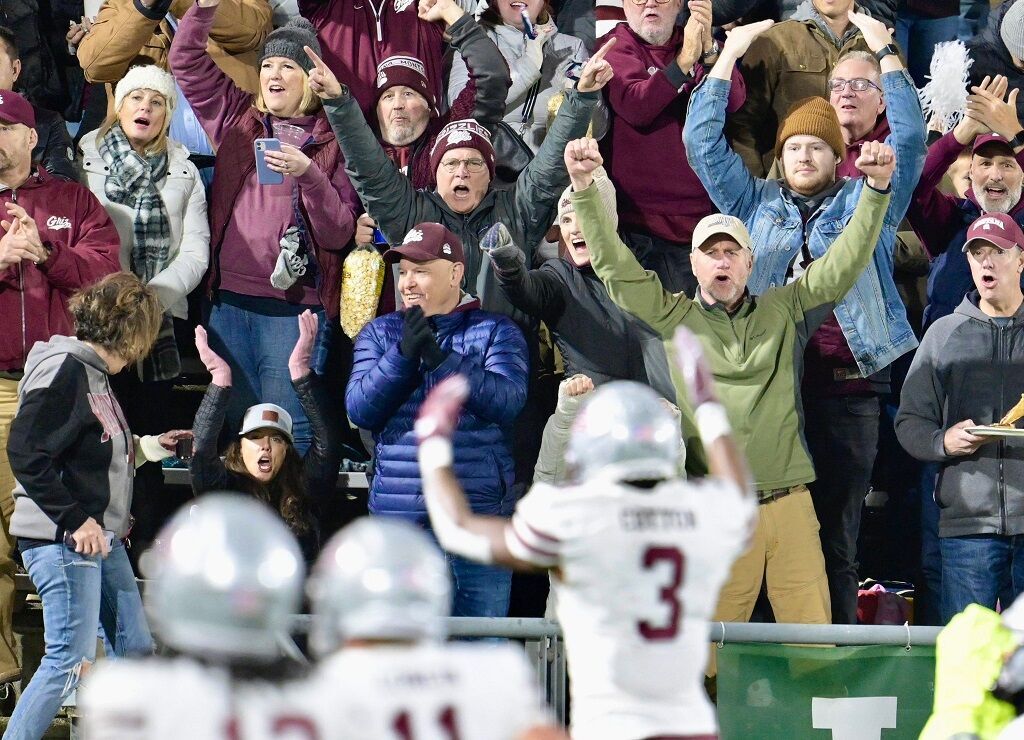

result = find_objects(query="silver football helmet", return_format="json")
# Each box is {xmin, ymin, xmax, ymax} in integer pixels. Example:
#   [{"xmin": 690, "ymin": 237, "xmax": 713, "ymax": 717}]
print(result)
[
  {"xmin": 565, "ymin": 380, "xmax": 681, "ymax": 482},
  {"xmin": 307, "ymin": 517, "xmax": 451, "ymax": 655},
  {"xmin": 141, "ymin": 493, "xmax": 305, "ymax": 662}
]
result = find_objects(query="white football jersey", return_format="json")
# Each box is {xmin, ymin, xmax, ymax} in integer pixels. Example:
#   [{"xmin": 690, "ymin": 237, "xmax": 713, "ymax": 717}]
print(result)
[
  {"xmin": 506, "ymin": 476, "xmax": 756, "ymax": 740},
  {"xmin": 278, "ymin": 643, "xmax": 548, "ymax": 739},
  {"xmin": 79, "ymin": 658, "xmax": 235, "ymax": 740}
]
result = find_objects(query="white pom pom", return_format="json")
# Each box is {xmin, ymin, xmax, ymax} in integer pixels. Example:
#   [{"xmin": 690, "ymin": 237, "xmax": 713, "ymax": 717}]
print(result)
[{"xmin": 919, "ymin": 40, "xmax": 974, "ymax": 134}]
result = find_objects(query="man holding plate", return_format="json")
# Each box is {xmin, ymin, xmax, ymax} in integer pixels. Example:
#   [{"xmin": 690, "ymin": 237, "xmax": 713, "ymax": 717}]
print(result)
[{"xmin": 897, "ymin": 212, "xmax": 1024, "ymax": 624}]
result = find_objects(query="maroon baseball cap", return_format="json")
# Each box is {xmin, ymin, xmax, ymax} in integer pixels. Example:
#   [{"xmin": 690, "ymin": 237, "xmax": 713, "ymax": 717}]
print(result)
[
  {"xmin": 0, "ymin": 90, "xmax": 34, "ymax": 128},
  {"xmin": 383, "ymin": 222, "xmax": 465, "ymax": 265},
  {"xmin": 973, "ymin": 132, "xmax": 1015, "ymax": 156},
  {"xmin": 962, "ymin": 212, "xmax": 1024, "ymax": 252}
]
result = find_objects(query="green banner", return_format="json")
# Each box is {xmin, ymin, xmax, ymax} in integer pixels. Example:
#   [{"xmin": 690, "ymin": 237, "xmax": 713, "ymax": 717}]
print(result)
[{"xmin": 717, "ymin": 643, "xmax": 936, "ymax": 739}]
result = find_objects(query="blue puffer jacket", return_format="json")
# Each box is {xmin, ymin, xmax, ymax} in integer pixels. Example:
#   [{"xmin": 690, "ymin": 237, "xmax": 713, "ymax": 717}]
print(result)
[{"xmin": 346, "ymin": 298, "xmax": 529, "ymax": 523}]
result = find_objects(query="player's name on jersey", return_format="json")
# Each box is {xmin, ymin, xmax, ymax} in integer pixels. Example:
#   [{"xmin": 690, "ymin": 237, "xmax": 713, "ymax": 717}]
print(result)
[
  {"xmin": 619, "ymin": 507, "xmax": 696, "ymax": 532},
  {"xmin": 381, "ymin": 668, "xmax": 460, "ymax": 689}
]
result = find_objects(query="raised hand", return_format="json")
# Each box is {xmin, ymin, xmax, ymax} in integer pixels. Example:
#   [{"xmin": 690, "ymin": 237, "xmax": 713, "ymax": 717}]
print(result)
[
  {"xmin": 564, "ymin": 137, "xmax": 604, "ymax": 191},
  {"xmin": 721, "ymin": 18, "xmax": 773, "ymax": 58},
  {"xmin": 672, "ymin": 326, "xmax": 717, "ymax": 409},
  {"xmin": 966, "ymin": 75, "xmax": 1022, "ymax": 140},
  {"xmin": 855, "ymin": 140, "xmax": 896, "ymax": 190},
  {"xmin": 677, "ymin": 11, "xmax": 706, "ymax": 72},
  {"xmin": 305, "ymin": 45, "xmax": 342, "ymax": 99},
  {"xmin": 417, "ymin": 0, "xmax": 463, "ymax": 26},
  {"xmin": 415, "ymin": 374, "xmax": 469, "ymax": 442},
  {"xmin": 847, "ymin": 10, "xmax": 893, "ymax": 53},
  {"xmin": 577, "ymin": 37, "xmax": 615, "ymax": 93},
  {"xmin": 288, "ymin": 310, "xmax": 319, "ymax": 380},
  {"xmin": 194, "ymin": 325, "xmax": 232, "ymax": 387}
]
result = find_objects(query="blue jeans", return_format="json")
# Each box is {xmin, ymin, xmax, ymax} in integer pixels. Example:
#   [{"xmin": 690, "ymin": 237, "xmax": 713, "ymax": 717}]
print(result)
[
  {"xmin": 895, "ymin": 12, "xmax": 961, "ymax": 87},
  {"xmin": 959, "ymin": 0, "xmax": 990, "ymax": 41},
  {"xmin": 939, "ymin": 533, "xmax": 1024, "ymax": 624},
  {"xmin": 4, "ymin": 541, "xmax": 152, "ymax": 740},
  {"xmin": 919, "ymin": 462, "xmax": 943, "ymax": 626},
  {"xmin": 205, "ymin": 301, "xmax": 329, "ymax": 454},
  {"xmin": 446, "ymin": 552, "xmax": 512, "ymax": 619}
]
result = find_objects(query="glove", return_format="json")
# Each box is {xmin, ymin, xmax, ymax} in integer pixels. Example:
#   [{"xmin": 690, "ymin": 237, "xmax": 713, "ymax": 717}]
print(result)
[
  {"xmin": 401, "ymin": 306, "xmax": 447, "ymax": 369},
  {"xmin": 481, "ymin": 223, "xmax": 525, "ymax": 277}
]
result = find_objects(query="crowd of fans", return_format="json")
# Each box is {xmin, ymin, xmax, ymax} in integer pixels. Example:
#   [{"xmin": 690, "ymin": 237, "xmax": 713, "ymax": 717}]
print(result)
[{"xmin": 2, "ymin": 0, "xmax": 1024, "ymax": 731}]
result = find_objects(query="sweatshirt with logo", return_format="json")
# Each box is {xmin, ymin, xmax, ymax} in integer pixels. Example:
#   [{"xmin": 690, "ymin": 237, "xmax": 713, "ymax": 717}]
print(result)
[{"xmin": 0, "ymin": 167, "xmax": 120, "ymax": 373}]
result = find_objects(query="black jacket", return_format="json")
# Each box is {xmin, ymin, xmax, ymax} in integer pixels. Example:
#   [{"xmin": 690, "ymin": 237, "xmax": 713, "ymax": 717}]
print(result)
[
  {"xmin": 33, "ymin": 105, "xmax": 77, "ymax": 182},
  {"xmin": 495, "ymin": 256, "xmax": 676, "ymax": 399},
  {"xmin": 969, "ymin": 1, "xmax": 1024, "ymax": 126},
  {"xmin": 189, "ymin": 375, "xmax": 339, "ymax": 564}
]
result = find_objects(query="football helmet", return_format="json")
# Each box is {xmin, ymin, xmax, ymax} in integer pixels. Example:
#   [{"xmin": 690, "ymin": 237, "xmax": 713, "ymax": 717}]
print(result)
[
  {"xmin": 142, "ymin": 493, "xmax": 305, "ymax": 662},
  {"xmin": 307, "ymin": 517, "xmax": 451, "ymax": 654}
]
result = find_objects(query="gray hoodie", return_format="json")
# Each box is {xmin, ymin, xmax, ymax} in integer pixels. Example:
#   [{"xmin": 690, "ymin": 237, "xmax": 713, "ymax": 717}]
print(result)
[
  {"xmin": 8, "ymin": 336, "xmax": 136, "ymax": 542},
  {"xmin": 896, "ymin": 293, "xmax": 1024, "ymax": 537}
]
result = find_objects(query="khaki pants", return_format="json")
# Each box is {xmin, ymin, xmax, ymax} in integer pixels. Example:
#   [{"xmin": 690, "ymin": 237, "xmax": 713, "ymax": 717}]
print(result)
[
  {"xmin": 707, "ymin": 485, "xmax": 831, "ymax": 677},
  {"xmin": 0, "ymin": 379, "xmax": 21, "ymax": 681}
]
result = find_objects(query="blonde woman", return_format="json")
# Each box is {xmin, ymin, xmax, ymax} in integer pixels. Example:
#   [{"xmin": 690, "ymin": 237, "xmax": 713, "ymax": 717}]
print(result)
[{"xmin": 170, "ymin": 2, "xmax": 359, "ymax": 452}]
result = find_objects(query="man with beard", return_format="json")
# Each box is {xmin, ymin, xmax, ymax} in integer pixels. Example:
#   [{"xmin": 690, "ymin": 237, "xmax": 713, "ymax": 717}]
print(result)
[
  {"xmin": 684, "ymin": 14, "xmax": 925, "ymax": 624},
  {"xmin": 908, "ymin": 73, "xmax": 1024, "ymax": 330}
]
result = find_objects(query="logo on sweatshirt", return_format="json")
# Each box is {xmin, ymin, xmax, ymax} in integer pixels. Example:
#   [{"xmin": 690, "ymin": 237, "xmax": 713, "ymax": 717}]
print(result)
[
  {"xmin": 46, "ymin": 216, "xmax": 71, "ymax": 231},
  {"xmin": 394, "ymin": 0, "xmax": 413, "ymax": 12}
]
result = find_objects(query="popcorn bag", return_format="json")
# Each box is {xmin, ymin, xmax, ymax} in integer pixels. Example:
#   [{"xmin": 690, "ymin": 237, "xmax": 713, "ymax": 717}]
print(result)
[{"xmin": 340, "ymin": 246, "xmax": 387, "ymax": 339}]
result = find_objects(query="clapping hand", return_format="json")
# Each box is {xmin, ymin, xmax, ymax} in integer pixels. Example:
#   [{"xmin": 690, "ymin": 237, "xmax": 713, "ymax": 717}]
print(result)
[
  {"xmin": 721, "ymin": 18, "xmax": 774, "ymax": 57},
  {"xmin": 966, "ymin": 75, "xmax": 1022, "ymax": 140},
  {"xmin": 194, "ymin": 326, "xmax": 232, "ymax": 387},
  {"xmin": 288, "ymin": 310, "xmax": 319, "ymax": 380}
]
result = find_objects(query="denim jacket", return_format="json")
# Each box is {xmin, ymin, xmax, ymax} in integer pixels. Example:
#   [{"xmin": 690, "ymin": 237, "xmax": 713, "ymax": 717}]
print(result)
[{"xmin": 684, "ymin": 71, "xmax": 927, "ymax": 375}]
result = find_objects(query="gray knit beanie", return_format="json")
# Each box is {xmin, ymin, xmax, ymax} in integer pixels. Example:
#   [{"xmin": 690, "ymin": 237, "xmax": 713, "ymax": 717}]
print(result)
[
  {"xmin": 1001, "ymin": 0, "xmax": 1024, "ymax": 60},
  {"xmin": 260, "ymin": 17, "xmax": 321, "ymax": 75}
]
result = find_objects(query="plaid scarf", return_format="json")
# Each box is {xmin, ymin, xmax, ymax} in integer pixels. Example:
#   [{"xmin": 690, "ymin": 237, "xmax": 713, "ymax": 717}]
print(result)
[{"xmin": 98, "ymin": 124, "xmax": 180, "ymax": 382}]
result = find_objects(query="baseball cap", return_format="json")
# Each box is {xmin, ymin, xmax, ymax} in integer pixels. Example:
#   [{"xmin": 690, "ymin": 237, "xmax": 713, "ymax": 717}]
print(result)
[
  {"xmin": 239, "ymin": 403, "xmax": 293, "ymax": 442},
  {"xmin": 962, "ymin": 213, "xmax": 1024, "ymax": 252},
  {"xmin": 0, "ymin": 90, "xmax": 35, "ymax": 128},
  {"xmin": 691, "ymin": 213, "xmax": 752, "ymax": 252},
  {"xmin": 973, "ymin": 133, "xmax": 1015, "ymax": 156},
  {"xmin": 383, "ymin": 222, "xmax": 465, "ymax": 265}
]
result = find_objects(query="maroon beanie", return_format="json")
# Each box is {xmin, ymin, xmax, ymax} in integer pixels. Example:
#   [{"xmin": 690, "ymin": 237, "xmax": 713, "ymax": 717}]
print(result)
[
  {"xmin": 429, "ymin": 119, "xmax": 496, "ymax": 180},
  {"xmin": 374, "ymin": 55, "xmax": 435, "ymax": 110}
]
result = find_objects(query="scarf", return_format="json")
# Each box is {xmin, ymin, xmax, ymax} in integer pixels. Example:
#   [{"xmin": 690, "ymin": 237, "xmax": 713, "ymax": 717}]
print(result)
[{"xmin": 98, "ymin": 124, "xmax": 180, "ymax": 382}]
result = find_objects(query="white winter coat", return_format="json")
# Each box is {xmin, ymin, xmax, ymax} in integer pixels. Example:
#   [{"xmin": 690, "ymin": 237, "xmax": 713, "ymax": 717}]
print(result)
[{"xmin": 79, "ymin": 133, "xmax": 210, "ymax": 320}]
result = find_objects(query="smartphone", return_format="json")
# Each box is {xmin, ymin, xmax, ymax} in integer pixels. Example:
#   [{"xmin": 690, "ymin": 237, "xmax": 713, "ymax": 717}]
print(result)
[
  {"xmin": 254, "ymin": 138, "xmax": 284, "ymax": 185},
  {"xmin": 175, "ymin": 436, "xmax": 193, "ymax": 462}
]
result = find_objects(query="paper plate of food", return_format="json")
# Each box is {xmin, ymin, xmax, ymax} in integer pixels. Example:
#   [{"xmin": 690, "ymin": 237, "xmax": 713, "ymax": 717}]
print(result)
[{"xmin": 968, "ymin": 395, "xmax": 1024, "ymax": 437}]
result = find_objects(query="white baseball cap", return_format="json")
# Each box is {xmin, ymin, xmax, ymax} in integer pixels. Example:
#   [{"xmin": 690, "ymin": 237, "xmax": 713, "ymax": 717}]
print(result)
[{"xmin": 239, "ymin": 403, "xmax": 293, "ymax": 442}]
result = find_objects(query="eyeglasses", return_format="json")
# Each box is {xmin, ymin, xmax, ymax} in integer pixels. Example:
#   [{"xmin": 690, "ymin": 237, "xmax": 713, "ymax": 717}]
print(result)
[
  {"xmin": 439, "ymin": 157, "xmax": 487, "ymax": 174},
  {"xmin": 827, "ymin": 77, "xmax": 882, "ymax": 93},
  {"xmin": 628, "ymin": 0, "xmax": 673, "ymax": 6}
]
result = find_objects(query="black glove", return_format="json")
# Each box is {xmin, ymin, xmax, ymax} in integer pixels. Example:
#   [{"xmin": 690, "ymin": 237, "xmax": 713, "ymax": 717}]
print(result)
[{"xmin": 400, "ymin": 306, "xmax": 446, "ymax": 369}]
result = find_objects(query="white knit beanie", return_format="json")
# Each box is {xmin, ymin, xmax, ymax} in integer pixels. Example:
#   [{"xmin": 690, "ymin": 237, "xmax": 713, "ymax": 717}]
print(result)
[
  {"xmin": 1001, "ymin": 0, "xmax": 1024, "ymax": 60},
  {"xmin": 114, "ymin": 65, "xmax": 177, "ymax": 115},
  {"xmin": 556, "ymin": 165, "xmax": 618, "ymax": 231}
]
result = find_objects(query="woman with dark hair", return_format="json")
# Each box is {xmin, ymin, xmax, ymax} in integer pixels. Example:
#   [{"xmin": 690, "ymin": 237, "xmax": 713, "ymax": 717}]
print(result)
[
  {"xmin": 187, "ymin": 310, "xmax": 340, "ymax": 562},
  {"xmin": 5, "ymin": 273, "xmax": 171, "ymax": 740}
]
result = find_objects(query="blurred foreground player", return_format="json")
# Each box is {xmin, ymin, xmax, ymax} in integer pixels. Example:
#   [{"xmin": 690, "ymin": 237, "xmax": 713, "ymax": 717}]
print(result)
[
  {"xmin": 287, "ymin": 516, "xmax": 566, "ymax": 739},
  {"xmin": 415, "ymin": 326, "xmax": 756, "ymax": 740},
  {"xmin": 78, "ymin": 494, "xmax": 306, "ymax": 739}
]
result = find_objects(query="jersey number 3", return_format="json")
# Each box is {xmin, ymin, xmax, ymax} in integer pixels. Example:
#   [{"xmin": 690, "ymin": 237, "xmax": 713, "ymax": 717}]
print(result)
[
  {"xmin": 393, "ymin": 706, "xmax": 460, "ymax": 740},
  {"xmin": 637, "ymin": 546, "xmax": 685, "ymax": 641}
]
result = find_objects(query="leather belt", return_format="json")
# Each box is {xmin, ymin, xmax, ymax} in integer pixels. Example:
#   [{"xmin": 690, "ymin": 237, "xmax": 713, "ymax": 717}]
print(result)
[{"xmin": 757, "ymin": 486, "xmax": 796, "ymax": 505}]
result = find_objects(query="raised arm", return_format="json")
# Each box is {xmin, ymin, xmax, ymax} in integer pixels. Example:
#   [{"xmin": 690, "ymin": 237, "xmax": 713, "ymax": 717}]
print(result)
[
  {"xmin": 533, "ymin": 374, "xmax": 592, "ymax": 485},
  {"xmin": 484, "ymin": 222, "xmax": 567, "ymax": 322},
  {"xmin": 76, "ymin": 0, "xmax": 171, "ymax": 83},
  {"xmin": 568, "ymin": 138, "xmax": 691, "ymax": 336},
  {"xmin": 724, "ymin": 24, "xmax": 779, "ymax": 176},
  {"xmin": 189, "ymin": 326, "xmax": 232, "ymax": 493}
]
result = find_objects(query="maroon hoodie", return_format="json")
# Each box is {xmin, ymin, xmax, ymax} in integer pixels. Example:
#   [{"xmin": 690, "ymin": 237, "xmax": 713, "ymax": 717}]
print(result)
[{"xmin": 599, "ymin": 23, "xmax": 746, "ymax": 245}]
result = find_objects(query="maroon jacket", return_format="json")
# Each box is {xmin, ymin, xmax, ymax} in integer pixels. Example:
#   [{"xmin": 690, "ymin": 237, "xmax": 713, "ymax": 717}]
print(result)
[
  {"xmin": 299, "ymin": 0, "xmax": 450, "ymax": 121},
  {"xmin": 0, "ymin": 167, "xmax": 120, "ymax": 372},
  {"xmin": 170, "ymin": 3, "xmax": 359, "ymax": 319},
  {"xmin": 599, "ymin": 23, "xmax": 746, "ymax": 245}
]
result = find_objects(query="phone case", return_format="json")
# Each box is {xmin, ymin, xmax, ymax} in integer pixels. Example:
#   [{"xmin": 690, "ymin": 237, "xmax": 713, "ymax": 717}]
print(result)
[{"xmin": 254, "ymin": 138, "xmax": 284, "ymax": 185}]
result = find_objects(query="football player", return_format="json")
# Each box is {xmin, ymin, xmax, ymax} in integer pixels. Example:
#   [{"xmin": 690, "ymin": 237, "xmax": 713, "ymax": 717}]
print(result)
[{"xmin": 414, "ymin": 325, "xmax": 756, "ymax": 740}]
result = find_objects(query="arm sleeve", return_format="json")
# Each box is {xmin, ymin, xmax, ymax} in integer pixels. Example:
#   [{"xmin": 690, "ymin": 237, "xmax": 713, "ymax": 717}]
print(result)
[
  {"xmin": 430, "ymin": 317, "xmax": 529, "ymax": 425},
  {"xmin": 37, "ymin": 191, "xmax": 121, "ymax": 294},
  {"xmin": 725, "ymin": 34, "xmax": 778, "ymax": 177},
  {"xmin": 683, "ymin": 75, "xmax": 766, "ymax": 222},
  {"xmin": 37, "ymin": 116, "xmax": 78, "ymax": 182},
  {"xmin": 447, "ymin": 14, "xmax": 512, "ymax": 128},
  {"xmin": 76, "ymin": 0, "xmax": 170, "ymax": 84},
  {"xmin": 533, "ymin": 384, "xmax": 585, "ymax": 485},
  {"xmin": 895, "ymin": 329, "xmax": 954, "ymax": 462},
  {"xmin": 574, "ymin": 181, "xmax": 691, "ymax": 337},
  {"xmin": 495, "ymin": 260, "xmax": 567, "ymax": 322},
  {"xmin": 505, "ymin": 482, "xmax": 564, "ymax": 568},
  {"xmin": 167, "ymin": 2, "xmax": 257, "ymax": 150},
  {"xmin": 881, "ymin": 70, "xmax": 928, "ymax": 227},
  {"xmin": 188, "ymin": 383, "xmax": 231, "ymax": 494},
  {"xmin": 344, "ymin": 323, "xmax": 422, "ymax": 433},
  {"xmin": 184, "ymin": 0, "xmax": 271, "ymax": 54},
  {"xmin": 603, "ymin": 37, "xmax": 694, "ymax": 129},
  {"xmin": 146, "ymin": 164, "xmax": 210, "ymax": 312},
  {"xmin": 135, "ymin": 435, "xmax": 174, "ymax": 467},
  {"xmin": 906, "ymin": 132, "xmax": 967, "ymax": 258},
  {"xmin": 294, "ymin": 373, "xmax": 342, "ymax": 501},
  {"xmin": 296, "ymin": 154, "xmax": 359, "ymax": 252},
  {"xmin": 791, "ymin": 185, "xmax": 891, "ymax": 313},
  {"xmin": 6, "ymin": 360, "xmax": 91, "ymax": 533}
]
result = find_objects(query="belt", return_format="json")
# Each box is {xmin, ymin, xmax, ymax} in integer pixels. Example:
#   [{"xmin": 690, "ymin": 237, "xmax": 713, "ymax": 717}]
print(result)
[{"xmin": 757, "ymin": 486, "xmax": 796, "ymax": 505}]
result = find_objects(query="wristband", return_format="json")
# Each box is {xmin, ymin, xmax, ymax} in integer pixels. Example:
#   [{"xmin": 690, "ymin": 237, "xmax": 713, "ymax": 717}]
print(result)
[
  {"xmin": 1009, "ymin": 130, "xmax": 1024, "ymax": 151},
  {"xmin": 418, "ymin": 436, "xmax": 454, "ymax": 473},
  {"xmin": 694, "ymin": 402, "xmax": 731, "ymax": 445},
  {"xmin": 873, "ymin": 44, "xmax": 898, "ymax": 62}
]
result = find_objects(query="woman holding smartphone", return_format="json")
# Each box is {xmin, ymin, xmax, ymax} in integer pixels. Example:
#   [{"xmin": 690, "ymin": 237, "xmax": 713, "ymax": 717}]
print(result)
[
  {"xmin": 169, "ymin": 0, "xmax": 358, "ymax": 452},
  {"xmin": 4, "ymin": 274, "xmax": 175, "ymax": 740}
]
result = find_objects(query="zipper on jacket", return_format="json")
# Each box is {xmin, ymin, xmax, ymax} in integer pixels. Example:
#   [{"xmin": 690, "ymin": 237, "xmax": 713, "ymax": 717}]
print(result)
[
  {"xmin": 370, "ymin": 0, "xmax": 386, "ymax": 43},
  {"xmin": 997, "ymin": 321, "xmax": 1008, "ymax": 534}
]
